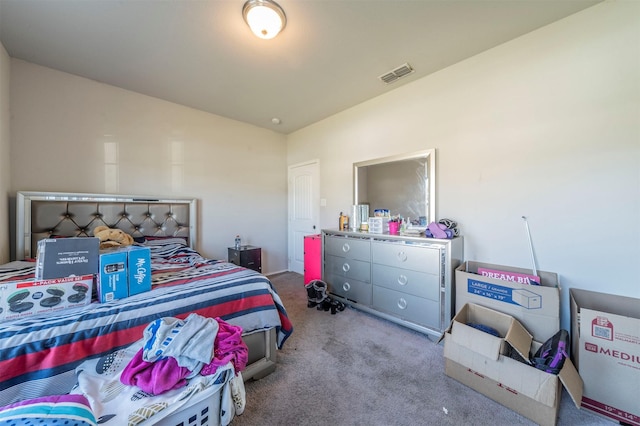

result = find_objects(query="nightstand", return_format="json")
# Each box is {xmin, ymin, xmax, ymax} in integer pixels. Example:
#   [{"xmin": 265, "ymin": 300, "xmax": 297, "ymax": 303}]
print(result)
[{"xmin": 228, "ymin": 245, "xmax": 262, "ymax": 273}]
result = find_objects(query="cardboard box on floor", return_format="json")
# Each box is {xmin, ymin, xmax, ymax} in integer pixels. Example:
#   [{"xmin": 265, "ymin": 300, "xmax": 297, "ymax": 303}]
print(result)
[
  {"xmin": 570, "ymin": 288, "xmax": 640, "ymax": 426},
  {"xmin": 455, "ymin": 261, "xmax": 560, "ymax": 342},
  {"xmin": 440, "ymin": 303, "xmax": 583, "ymax": 426}
]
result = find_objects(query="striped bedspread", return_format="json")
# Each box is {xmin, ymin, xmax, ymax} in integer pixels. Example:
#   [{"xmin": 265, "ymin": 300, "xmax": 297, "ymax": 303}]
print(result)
[{"xmin": 0, "ymin": 239, "xmax": 292, "ymax": 406}]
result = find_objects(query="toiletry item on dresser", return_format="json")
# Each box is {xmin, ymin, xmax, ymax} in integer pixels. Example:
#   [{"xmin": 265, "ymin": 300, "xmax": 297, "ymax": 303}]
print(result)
[{"xmin": 339, "ymin": 212, "xmax": 349, "ymax": 231}]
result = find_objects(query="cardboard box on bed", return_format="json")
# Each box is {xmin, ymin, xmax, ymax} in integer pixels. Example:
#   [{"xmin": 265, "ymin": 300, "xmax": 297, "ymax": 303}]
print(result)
[
  {"xmin": 123, "ymin": 246, "xmax": 151, "ymax": 296},
  {"xmin": 97, "ymin": 249, "xmax": 128, "ymax": 303},
  {"xmin": 569, "ymin": 288, "xmax": 640, "ymax": 425},
  {"xmin": 440, "ymin": 303, "xmax": 583, "ymax": 426},
  {"xmin": 35, "ymin": 237, "xmax": 99, "ymax": 280},
  {"xmin": 455, "ymin": 261, "xmax": 560, "ymax": 342},
  {"xmin": 97, "ymin": 246, "xmax": 151, "ymax": 302},
  {"xmin": 0, "ymin": 274, "xmax": 93, "ymax": 322}
]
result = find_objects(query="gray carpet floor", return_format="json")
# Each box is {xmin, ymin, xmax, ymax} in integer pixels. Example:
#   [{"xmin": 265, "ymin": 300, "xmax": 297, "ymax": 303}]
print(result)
[{"xmin": 231, "ymin": 272, "xmax": 613, "ymax": 426}]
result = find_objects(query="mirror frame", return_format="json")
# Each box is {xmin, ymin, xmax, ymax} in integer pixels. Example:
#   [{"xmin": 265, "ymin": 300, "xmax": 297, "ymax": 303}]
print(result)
[{"xmin": 353, "ymin": 149, "xmax": 436, "ymax": 225}]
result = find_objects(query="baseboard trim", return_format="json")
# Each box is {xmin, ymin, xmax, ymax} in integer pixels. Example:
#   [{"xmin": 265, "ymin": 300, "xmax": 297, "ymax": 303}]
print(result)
[{"xmin": 265, "ymin": 269, "xmax": 291, "ymax": 277}]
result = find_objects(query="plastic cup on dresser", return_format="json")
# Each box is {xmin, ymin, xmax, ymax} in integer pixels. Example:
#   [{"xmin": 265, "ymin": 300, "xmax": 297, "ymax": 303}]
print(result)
[{"xmin": 388, "ymin": 221, "xmax": 400, "ymax": 234}]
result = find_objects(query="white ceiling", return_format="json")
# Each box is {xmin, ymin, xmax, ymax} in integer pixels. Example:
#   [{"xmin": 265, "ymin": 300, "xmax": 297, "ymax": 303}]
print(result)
[{"xmin": 0, "ymin": 0, "xmax": 601, "ymax": 134}]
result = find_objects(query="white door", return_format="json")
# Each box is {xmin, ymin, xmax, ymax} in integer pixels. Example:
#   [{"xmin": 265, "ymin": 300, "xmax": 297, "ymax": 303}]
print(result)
[{"xmin": 288, "ymin": 160, "xmax": 320, "ymax": 274}]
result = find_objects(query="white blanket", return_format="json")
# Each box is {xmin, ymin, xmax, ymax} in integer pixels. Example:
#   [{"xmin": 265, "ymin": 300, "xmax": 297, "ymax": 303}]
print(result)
[{"xmin": 71, "ymin": 340, "xmax": 236, "ymax": 426}]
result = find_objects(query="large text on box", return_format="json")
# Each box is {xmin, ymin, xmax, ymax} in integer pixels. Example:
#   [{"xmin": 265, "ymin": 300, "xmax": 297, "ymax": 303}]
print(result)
[{"xmin": 467, "ymin": 279, "xmax": 542, "ymax": 310}]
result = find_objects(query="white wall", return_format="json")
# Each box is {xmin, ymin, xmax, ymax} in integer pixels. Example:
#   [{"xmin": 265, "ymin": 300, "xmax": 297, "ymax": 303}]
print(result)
[
  {"xmin": 0, "ymin": 41, "xmax": 10, "ymax": 264},
  {"xmin": 10, "ymin": 60, "xmax": 289, "ymax": 273},
  {"xmin": 287, "ymin": 2, "xmax": 640, "ymax": 330}
]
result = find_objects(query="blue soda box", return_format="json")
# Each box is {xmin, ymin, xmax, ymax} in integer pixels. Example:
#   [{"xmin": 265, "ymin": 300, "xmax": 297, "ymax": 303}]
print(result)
[
  {"xmin": 97, "ymin": 250, "xmax": 128, "ymax": 303},
  {"xmin": 125, "ymin": 246, "xmax": 151, "ymax": 296}
]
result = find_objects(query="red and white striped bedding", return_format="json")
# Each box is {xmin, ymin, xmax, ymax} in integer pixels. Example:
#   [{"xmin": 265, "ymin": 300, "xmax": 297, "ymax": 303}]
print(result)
[{"xmin": 0, "ymin": 239, "xmax": 292, "ymax": 406}]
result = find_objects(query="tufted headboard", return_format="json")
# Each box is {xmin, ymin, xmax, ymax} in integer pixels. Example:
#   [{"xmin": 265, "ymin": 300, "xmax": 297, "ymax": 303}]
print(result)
[{"xmin": 16, "ymin": 191, "xmax": 197, "ymax": 260}]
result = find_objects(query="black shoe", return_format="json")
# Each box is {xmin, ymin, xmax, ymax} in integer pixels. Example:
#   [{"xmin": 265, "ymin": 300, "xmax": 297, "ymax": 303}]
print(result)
[
  {"xmin": 312, "ymin": 281, "xmax": 328, "ymax": 303},
  {"xmin": 306, "ymin": 284, "xmax": 317, "ymax": 301},
  {"xmin": 331, "ymin": 299, "xmax": 346, "ymax": 314},
  {"xmin": 318, "ymin": 298, "xmax": 331, "ymax": 312}
]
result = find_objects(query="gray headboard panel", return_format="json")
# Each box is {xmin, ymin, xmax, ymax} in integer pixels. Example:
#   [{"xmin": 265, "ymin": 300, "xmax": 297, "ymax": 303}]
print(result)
[{"xmin": 16, "ymin": 191, "xmax": 197, "ymax": 260}]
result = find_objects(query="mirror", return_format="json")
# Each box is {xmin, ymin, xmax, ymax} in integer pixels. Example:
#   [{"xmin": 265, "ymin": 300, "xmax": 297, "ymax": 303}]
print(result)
[{"xmin": 354, "ymin": 149, "xmax": 435, "ymax": 226}]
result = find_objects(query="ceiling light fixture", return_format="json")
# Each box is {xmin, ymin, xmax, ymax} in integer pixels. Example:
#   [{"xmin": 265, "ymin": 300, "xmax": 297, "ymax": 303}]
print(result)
[{"xmin": 242, "ymin": 0, "xmax": 287, "ymax": 40}]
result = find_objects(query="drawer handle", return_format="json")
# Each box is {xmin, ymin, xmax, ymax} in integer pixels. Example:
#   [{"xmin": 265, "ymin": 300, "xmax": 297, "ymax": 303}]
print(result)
[
  {"xmin": 342, "ymin": 243, "xmax": 350, "ymax": 253},
  {"xmin": 397, "ymin": 251, "xmax": 407, "ymax": 262},
  {"xmin": 342, "ymin": 263, "xmax": 350, "ymax": 272},
  {"xmin": 397, "ymin": 298, "xmax": 407, "ymax": 310},
  {"xmin": 343, "ymin": 282, "xmax": 351, "ymax": 291},
  {"xmin": 397, "ymin": 274, "xmax": 408, "ymax": 286}
]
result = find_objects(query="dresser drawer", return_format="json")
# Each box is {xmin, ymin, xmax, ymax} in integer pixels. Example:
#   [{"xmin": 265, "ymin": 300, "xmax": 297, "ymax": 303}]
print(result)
[
  {"xmin": 371, "ymin": 264, "xmax": 439, "ymax": 301},
  {"xmin": 371, "ymin": 241, "xmax": 441, "ymax": 274},
  {"xmin": 372, "ymin": 286, "xmax": 440, "ymax": 329},
  {"xmin": 326, "ymin": 273, "xmax": 372, "ymax": 305},
  {"xmin": 324, "ymin": 254, "xmax": 370, "ymax": 283},
  {"xmin": 324, "ymin": 236, "xmax": 371, "ymax": 261}
]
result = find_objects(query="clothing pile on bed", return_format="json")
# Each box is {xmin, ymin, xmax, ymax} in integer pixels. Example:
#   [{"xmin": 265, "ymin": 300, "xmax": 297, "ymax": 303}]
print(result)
[
  {"xmin": 0, "ymin": 313, "xmax": 249, "ymax": 426},
  {"xmin": 122, "ymin": 313, "xmax": 248, "ymax": 395},
  {"xmin": 69, "ymin": 312, "xmax": 248, "ymax": 426}
]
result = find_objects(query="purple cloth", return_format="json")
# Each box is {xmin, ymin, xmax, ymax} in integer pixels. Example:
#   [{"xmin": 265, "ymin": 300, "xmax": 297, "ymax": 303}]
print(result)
[
  {"xmin": 200, "ymin": 318, "xmax": 248, "ymax": 376},
  {"xmin": 120, "ymin": 349, "xmax": 190, "ymax": 395},
  {"xmin": 427, "ymin": 222, "xmax": 448, "ymax": 239}
]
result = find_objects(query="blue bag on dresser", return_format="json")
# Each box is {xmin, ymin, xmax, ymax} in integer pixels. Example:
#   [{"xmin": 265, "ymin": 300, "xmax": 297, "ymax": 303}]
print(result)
[{"xmin": 531, "ymin": 329, "xmax": 570, "ymax": 375}]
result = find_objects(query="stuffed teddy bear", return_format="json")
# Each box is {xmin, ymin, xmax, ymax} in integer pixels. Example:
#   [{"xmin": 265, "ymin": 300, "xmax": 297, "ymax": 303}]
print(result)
[{"xmin": 93, "ymin": 225, "xmax": 134, "ymax": 249}]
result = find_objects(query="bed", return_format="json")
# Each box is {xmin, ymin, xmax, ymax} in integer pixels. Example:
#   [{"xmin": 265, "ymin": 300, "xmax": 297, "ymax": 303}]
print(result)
[{"xmin": 0, "ymin": 191, "xmax": 293, "ymax": 412}]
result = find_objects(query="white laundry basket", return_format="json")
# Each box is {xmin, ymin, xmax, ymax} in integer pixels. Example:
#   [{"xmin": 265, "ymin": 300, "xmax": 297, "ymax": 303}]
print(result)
[{"xmin": 153, "ymin": 385, "xmax": 222, "ymax": 426}]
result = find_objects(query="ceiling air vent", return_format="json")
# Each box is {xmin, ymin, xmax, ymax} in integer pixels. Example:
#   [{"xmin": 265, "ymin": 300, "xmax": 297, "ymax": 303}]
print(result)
[{"xmin": 379, "ymin": 63, "xmax": 414, "ymax": 84}]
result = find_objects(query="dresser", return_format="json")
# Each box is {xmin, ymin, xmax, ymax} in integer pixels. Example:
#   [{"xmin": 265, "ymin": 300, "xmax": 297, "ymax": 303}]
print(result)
[{"xmin": 322, "ymin": 229, "xmax": 463, "ymax": 338}]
